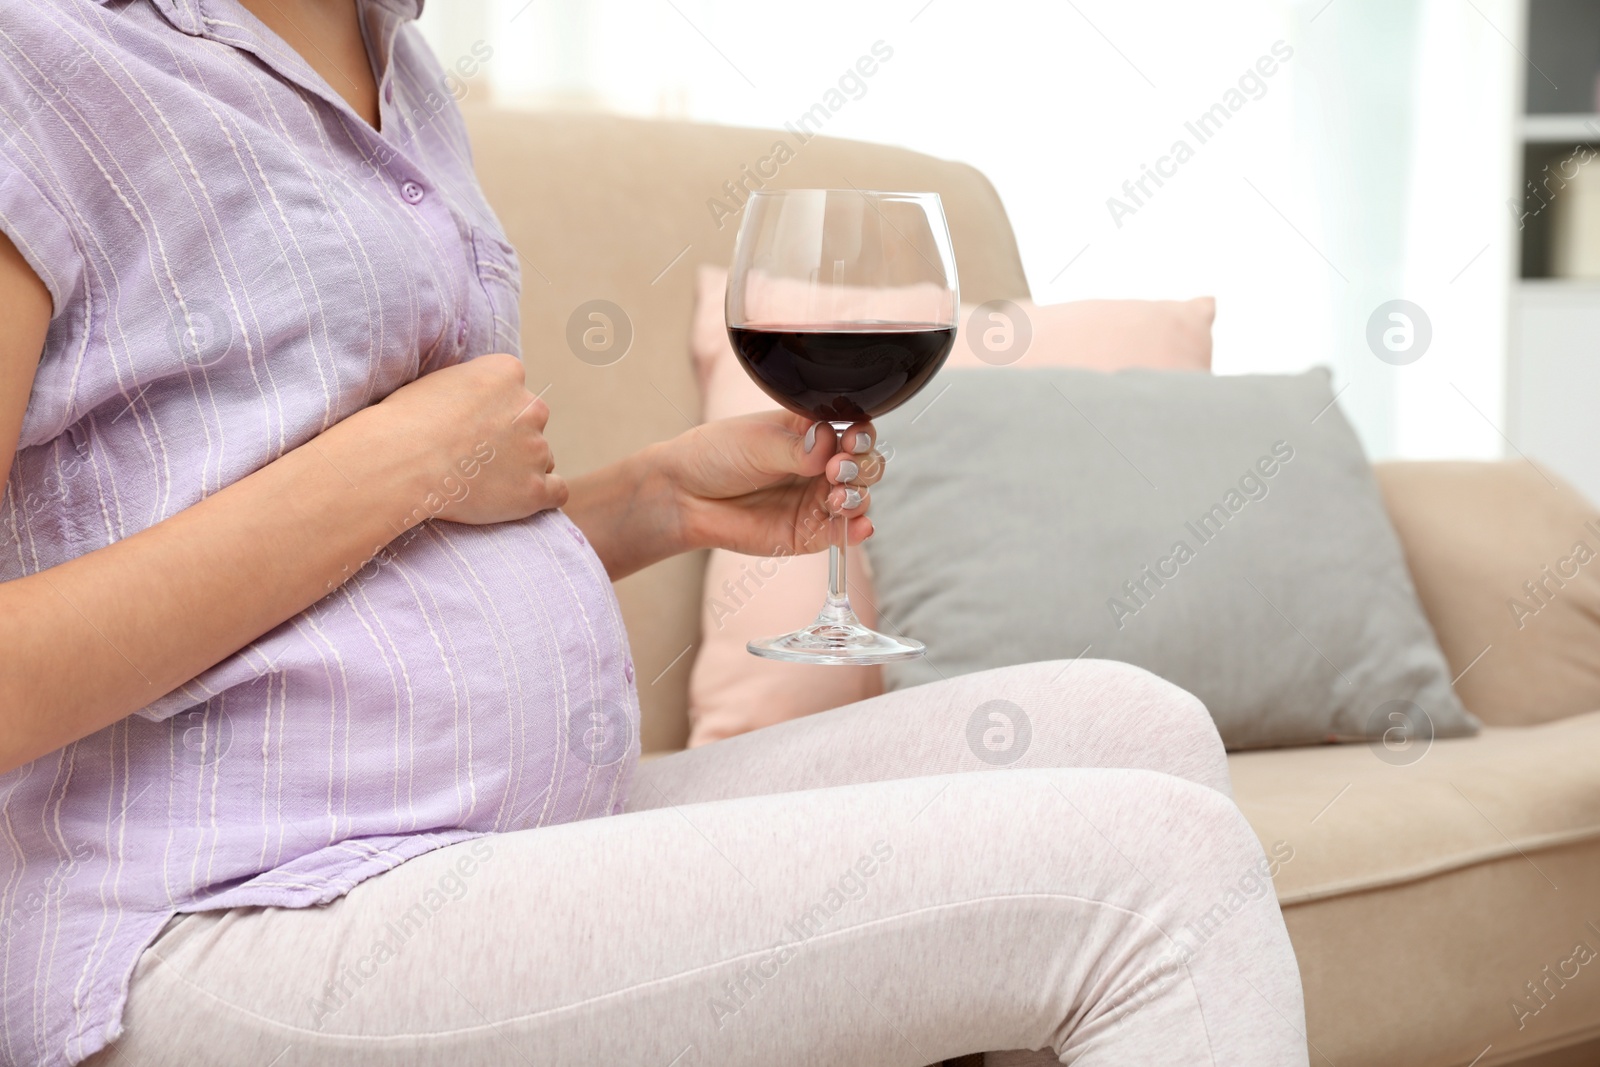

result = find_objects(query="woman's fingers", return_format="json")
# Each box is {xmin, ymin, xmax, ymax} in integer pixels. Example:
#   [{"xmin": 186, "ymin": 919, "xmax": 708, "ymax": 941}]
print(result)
[
  {"xmin": 827, "ymin": 483, "xmax": 870, "ymax": 518},
  {"xmin": 801, "ymin": 421, "xmax": 836, "ymax": 471},
  {"xmin": 846, "ymin": 515, "xmax": 875, "ymax": 545},
  {"xmin": 521, "ymin": 430, "xmax": 554, "ymax": 473},
  {"xmin": 511, "ymin": 391, "xmax": 551, "ymax": 431},
  {"xmin": 828, "ymin": 447, "xmax": 886, "ymax": 488},
  {"xmin": 812, "ymin": 420, "xmax": 879, "ymax": 486},
  {"xmin": 756, "ymin": 413, "xmax": 882, "ymax": 480},
  {"xmin": 816, "ymin": 423, "xmax": 880, "ymax": 544},
  {"xmin": 841, "ymin": 422, "xmax": 875, "ymax": 456}
]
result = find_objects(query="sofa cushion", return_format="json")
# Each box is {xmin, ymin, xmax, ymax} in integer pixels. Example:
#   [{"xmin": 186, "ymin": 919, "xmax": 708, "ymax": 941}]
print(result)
[
  {"xmin": 1231, "ymin": 712, "xmax": 1600, "ymax": 1066},
  {"xmin": 864, "ymin": 365, "xmax": 1479, "ymax": 749},
  {"xmin": 1375, "ymin": 460, "xmax": 1600, "ymax": 728}
]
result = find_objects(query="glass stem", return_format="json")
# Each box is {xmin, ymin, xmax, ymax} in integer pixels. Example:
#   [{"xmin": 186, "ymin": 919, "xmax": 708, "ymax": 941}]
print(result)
[
  {"xmin": 823, "ymin": 421, "xmax": 853, "ymax": 622},
  {"xmin": 826, "ymin": 509, "xmax": 850, "ymax": 612}
]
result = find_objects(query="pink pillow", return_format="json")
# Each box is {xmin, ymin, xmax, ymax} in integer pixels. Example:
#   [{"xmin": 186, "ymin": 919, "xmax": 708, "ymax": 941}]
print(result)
[{"xmin": 686, "ymin": 264, "xmax": 1215, "ymax": 746}]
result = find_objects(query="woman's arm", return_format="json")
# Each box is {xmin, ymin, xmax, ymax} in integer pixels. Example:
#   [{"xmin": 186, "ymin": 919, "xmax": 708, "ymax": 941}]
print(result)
[{"xmin": 0, "ymin": 234, "xmax": 567, "ymax": 774}]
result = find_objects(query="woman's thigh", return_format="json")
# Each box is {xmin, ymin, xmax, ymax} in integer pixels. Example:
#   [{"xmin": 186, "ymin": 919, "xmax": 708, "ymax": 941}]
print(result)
[
  {"xmin": 89, "ymin": 767, "xmax": 1304, "ymax": 1067},
  {"xmin": 630, "ymin": 659, "xmax": 1233, "ymax": 813}
]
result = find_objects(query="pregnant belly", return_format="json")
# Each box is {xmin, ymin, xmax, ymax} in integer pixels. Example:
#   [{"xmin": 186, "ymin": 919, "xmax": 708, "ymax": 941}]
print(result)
[{"xmin": 130, "ymin": 509, "xmax": 639, "ymax": 845}]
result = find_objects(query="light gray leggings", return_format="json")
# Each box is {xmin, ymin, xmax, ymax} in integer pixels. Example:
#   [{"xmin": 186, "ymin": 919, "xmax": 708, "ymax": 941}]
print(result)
[{"xmin": 88, "ymin": 661, "xmax": 1309, "ymax": 1066}]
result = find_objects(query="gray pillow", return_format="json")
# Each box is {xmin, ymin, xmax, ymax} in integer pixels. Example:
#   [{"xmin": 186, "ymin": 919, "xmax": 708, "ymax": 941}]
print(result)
[{"xmin": 866, "ymin": 367, "xmax": 1480, "ymax": 750}]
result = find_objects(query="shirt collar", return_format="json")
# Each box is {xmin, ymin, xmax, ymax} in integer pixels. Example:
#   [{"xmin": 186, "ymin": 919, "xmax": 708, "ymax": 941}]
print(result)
[
  {"xmin": 87, "ymin": 0, "xmax": 202, "ymax": 35},
  {"xmin": 87, "ymin": 0, "xmax": 425, "ymax": 37},
  {"xmin": 88, "ymin": 0, "xmax": 423, "ymax": 140}
]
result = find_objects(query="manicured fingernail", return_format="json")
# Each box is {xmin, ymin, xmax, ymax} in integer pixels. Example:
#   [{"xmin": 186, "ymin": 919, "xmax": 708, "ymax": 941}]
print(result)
[
  {"xmin": 841, "ymin": 488, "xmax": 863, "ymax": 509},
  {"xmin": 804, "ymin": 422, "xmax": 820, "ymax": 453},
  {"xmin": 837, "ymin": 460, "xmax": 859, "ymax": 483},
  {"xmin": 851, "ymin": 432, "xmax": 873, "ymax": 454}
]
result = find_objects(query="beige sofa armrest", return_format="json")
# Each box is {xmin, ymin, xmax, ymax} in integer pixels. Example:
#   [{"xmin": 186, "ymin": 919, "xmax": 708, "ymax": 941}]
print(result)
[{"xmin": 1376, "ymin": 459, "xmax": 1600, "ymax": 727}]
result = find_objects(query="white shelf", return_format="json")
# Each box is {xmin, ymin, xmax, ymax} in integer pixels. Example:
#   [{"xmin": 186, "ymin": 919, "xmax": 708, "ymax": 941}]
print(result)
[
  {"xmin": 1520, "ymin": 114, "xmax": 1600, "ymax": 143},
  {"xmin": 1510, "ymin": 288, "xmax": 1600, "ymax": 506},
  {"xmin": 1511, "ymin": 5, "xmax": 1600, "ymax": 506}
]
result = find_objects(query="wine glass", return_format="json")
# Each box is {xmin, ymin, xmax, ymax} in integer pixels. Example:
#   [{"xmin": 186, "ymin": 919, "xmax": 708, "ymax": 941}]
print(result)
[{"xmin": 726, "ymin": 189, "xmax": 959, "ymax": 664}]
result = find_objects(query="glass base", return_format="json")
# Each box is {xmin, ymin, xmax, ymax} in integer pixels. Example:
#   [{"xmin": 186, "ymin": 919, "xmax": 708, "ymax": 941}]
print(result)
[{"xmin": 747, "ymin": 606, "xmax": 925, "ymax": 665}]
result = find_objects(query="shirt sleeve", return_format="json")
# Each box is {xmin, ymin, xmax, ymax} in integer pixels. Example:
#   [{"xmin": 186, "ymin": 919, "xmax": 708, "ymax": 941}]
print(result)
[
  {"xmin": 0, "ymin": 157, "xmax": 85, "ymax": 320},
  {"xmin": 0, "ymin": 10, "xmax": 88, "ymax": 322}
]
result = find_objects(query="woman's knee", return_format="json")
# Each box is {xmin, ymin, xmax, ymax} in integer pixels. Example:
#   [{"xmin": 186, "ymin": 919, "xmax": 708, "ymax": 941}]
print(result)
[
  {"xmin": 1045, "ymin": 768, "xmax": 1294, "ymax": 968},
  {"xmin": 930, "ymin": 767, "xmax": 1290, "ymax": 974},
  {"xmin": 979, "ymin": 659, "xmax": 1232, "ymax": 797}
]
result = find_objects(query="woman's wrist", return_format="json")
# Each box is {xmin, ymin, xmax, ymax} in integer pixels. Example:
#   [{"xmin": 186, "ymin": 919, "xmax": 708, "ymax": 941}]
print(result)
[
  {"xmin": 636, "ymin": 438, "xmax": 699, "ymax": 550},
  {"xmin": 325, "ymin": 404, "xmax": 444, "ymax": 532},
  {"xmin": 565, "ymin": 440, "xmax": 692, "ymax": 580},
  {"xmin": 304, "ymin": 401, "xmax": 491, "ymax": 596}
]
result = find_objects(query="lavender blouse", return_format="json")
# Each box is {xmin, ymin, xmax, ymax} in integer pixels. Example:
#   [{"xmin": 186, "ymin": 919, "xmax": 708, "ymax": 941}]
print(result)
[{"xmin": 0, "ymin": 2, "xmax": 639, "ymax": 1064}]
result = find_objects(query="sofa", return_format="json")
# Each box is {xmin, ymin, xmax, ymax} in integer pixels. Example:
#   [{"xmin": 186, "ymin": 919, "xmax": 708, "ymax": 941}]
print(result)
[{"xmin": 462, "ymin": 105, "xmax": 1600, "ymax": 1067}]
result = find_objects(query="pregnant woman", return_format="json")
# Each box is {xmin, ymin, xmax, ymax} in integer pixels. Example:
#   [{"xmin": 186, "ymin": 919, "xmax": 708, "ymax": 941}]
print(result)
[{"xmin": 0, "ymin": 2, "xmax": 1308, "ymax": 1065}]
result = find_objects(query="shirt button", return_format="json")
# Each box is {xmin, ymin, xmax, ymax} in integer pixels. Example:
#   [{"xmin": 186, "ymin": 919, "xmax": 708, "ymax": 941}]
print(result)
[
  {"xmin": 400, "ymin": 180, "xmax": 425, "ymax": 205},
  {"xmin": 383, "ymin": 82, "xmax": 394, "ymax": 104},
  {"xmin": 455, "ymin": 320, "xmax": 468, "ymax": 347}
]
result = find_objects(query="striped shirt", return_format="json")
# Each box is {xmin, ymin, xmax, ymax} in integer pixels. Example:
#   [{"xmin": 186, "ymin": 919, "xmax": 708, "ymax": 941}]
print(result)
[{"xmin": 0, "ymin": 2, "xmax": 638, "ymax": 1064}]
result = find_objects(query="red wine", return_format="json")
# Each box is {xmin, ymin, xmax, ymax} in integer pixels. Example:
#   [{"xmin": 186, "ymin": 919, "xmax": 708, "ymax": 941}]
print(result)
[{"xmin": 727, "ymin": 323, "xmax": 957, "ymax": 423}]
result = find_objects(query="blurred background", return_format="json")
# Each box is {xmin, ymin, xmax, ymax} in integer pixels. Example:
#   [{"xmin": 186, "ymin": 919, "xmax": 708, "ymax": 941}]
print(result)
[{"xmin": 416, "ymin": 0, "xmax": 1600, "ymax": 501}]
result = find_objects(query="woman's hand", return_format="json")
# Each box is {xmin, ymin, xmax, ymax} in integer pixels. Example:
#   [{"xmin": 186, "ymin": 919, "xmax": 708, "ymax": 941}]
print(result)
[
  {"xmin": 372, "ymin": 353, "xmax": 568, "ymax": 527},
  {"xmin": 565, "ymin": 410, "xmax": 888, "ymax": 580},
  {"xmin": 659, "ymin": 411, "xmax": 886, "ymax": 557}
]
